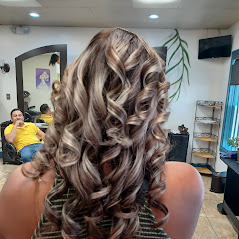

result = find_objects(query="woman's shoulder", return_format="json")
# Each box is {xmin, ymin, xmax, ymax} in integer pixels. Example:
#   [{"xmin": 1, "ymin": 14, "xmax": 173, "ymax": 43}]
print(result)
[
  {"xmin": 152, "ymin": 161, "xmax": 204, "ymax": 239},
  {"xmin": 0, "ymin": 163, "xmax": 55, "ymax": 239},
  {"xmin": 165, "ymin": 161, "xmax": 204, "ymax": 188}
]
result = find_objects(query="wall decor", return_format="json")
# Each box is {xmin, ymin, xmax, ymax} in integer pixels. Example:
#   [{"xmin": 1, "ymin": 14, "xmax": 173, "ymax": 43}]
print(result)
[
  {"xmin": 163, "ymin": 29, "xmax": 191, "ymax": 101},
  {"xmin": 36, "ymin": 68, "xmax": 51, "ymax": 90}
]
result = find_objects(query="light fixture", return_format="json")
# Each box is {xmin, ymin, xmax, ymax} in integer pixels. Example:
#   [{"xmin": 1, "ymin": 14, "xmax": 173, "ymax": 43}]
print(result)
[
  {"xmin": 149, "ymin": 14, "xmax": 159, "ymax": 19},
  {"xmin": 132, "ymin": 0, "xmax": 180, "ymax": 8},
  {"xmin": 29, "ymin": 12, "xmax": 40, "ymax": 17},
  {"xmin": 137, "ymin": 0, "xmax": 178, "ymax": 3}
]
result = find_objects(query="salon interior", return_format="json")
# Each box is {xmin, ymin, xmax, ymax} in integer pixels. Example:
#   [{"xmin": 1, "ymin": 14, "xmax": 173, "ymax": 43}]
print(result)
[{"xmin": 1, "ymin": 0, "xmax": 239, "ymax": 238}]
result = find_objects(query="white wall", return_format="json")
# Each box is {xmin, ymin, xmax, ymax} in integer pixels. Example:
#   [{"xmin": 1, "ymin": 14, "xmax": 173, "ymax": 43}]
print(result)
[
  {"xmin": 230, "ymin": 22, "xmax": 239, "ymax": 50},
  {"xmin": 0, "ymin": 25, "xmax": 234, "ymax": 171}
]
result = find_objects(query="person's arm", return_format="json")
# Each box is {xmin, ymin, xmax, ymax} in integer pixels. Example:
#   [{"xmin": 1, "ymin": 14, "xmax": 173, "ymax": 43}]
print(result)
[
  {"xmin": 37, "ymin": 130, "xmax": 46, "ymax": 141},
  {"xmin": 151, "ymin": 162, "xmax": 204, "ymax": 239},
  {"xmin": 0, "ymin": 163, "xmax": 55, "ymax": 239},
  {"xmin": 5, "ymin": 121, "xmax": 21, "ymax": 143}
]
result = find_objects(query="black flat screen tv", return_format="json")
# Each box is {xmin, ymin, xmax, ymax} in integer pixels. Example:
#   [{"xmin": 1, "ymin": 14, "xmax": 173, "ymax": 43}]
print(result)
[{"xmin": 198, "ymin": 35, "xmax": 232, "ymax": 59}]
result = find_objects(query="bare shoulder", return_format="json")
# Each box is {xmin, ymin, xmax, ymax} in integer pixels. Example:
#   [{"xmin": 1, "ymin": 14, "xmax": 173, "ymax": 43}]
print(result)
[
  {"xmin": 0, "ymin": 163, "xmax": 55, "ymax": 239},
  {"xmin": 152, "ymin": 162, "xmax": 204, "ymax": 239},
  {"xmin": 165, "ymin": 161, "xmax": 204, "ymax": 191}
]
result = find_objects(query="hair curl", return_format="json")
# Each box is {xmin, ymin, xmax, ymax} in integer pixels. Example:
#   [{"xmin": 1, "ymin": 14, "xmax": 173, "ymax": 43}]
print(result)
[{"xmin": 24, "ymin": 28, "xmax": 170, "ymax": 239}]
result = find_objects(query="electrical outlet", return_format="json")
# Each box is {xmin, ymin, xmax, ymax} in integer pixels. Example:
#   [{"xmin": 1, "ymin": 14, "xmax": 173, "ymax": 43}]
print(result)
[{"xmin": 6, "ymin": 93, "xmax": 10, "ymax": 100}]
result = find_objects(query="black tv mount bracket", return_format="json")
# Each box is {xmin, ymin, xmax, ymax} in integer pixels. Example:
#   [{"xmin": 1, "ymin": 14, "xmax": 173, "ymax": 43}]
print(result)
[{"xmin": 0, "ymin": 63, "xmax": 10, "ymax": 73}]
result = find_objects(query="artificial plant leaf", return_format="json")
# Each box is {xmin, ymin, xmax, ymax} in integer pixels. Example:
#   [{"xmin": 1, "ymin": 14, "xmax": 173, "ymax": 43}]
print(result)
[
  {"xmin": 168, "ymin": 37, "xmax": 178, "ymax": 50},
  {"xmin": 163, "ymin": 32, "xmax": 178, "ymax": 47},
  {"xmin": 163, "ymin": 29, "xmax": 191, "ymax": 101},
  {"xmin": 182, "ymin": 46, "xmax": 191, "ymax": 67},
  {"xmin": 170, "ymin": 73, "xmax": 183, "ymax": 86},
  {"xmin": 184, "ymin": 64, "xmax": 190, "ymax": 85},
  {"xmin": 181, "ymin": 38, "xmax": 188, "ymax": 47},
  {"xmin": 169, "ymin": 91, "xmax": 177, "ymax": 100},
  {"xmin": 166, "ymin": 57, "xmax": 183, "ymax": 74},
  {"xmin": 168, "ymin": 44, "xmax": 180, "ymax": 65},
  {"xmin": 176, "ymin": 88, "xmax": 181, "ymax": 100}
]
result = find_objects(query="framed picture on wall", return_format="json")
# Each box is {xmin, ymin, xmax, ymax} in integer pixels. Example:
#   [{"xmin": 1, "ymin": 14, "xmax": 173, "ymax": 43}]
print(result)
[{"xmin": 36, "ymin": 68, "xmax": 51, "ymax": 90}]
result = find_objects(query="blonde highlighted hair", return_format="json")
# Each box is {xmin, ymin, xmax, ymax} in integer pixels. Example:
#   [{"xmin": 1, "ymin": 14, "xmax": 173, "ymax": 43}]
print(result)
[{"xmin": 26, "ymin": 28, "xmax": 170, "ymax": 238}]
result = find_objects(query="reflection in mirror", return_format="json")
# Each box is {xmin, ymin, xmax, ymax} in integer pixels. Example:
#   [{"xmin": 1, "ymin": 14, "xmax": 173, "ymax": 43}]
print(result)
[
  {"xmin": 22, "ymin": 52, "xmax": 60, "ymax": 111},
  {"xmin": 15, "ymin": 44, "xmax": 67, "ymax": 113}
]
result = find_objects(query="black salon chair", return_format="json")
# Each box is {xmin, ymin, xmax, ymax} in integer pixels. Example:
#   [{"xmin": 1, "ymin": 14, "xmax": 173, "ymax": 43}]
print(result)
[
  {"xmin": 24, "ymin": 110, "xmax": 41, "ymax": 122},
  {"xmin": 35, "ymin": 118, "xmax": 47, "ymax": 124},
  {"xmin": 24, "ymin": 111, "xmax": 32, "ymax": 122},
  {"xmin": 0, "ymin": 121, "xmax": 22, "ymax": 165}
]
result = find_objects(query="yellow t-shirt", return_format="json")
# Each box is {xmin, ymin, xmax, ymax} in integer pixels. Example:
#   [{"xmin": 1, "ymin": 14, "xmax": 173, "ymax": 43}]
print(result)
[
  {"xmin": 40, "ymin": 114, "xmax": 53, "ymax": 124},
  {"xmin": 4, "ymin": 122, "xmax": 41, "ymax": 152}
]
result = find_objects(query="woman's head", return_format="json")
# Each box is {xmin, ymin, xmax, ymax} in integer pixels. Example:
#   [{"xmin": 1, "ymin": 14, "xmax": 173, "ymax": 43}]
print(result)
[
  {"xmin": 49, "ymin": 54, "xmax": 59, "ymax": 66},
  {"xmin": 35, "ymin": 28, "xmax": 170, "ymax": 238},
  {"xmin": 52, "ymin": 28, "xmax": 169, "ymax": 148}
]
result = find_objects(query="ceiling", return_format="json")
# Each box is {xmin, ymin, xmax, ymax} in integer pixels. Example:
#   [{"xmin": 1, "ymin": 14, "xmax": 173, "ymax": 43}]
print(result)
[{"xmin": 1, "ymin": 0, "xmax": 239, "ymax": 30}]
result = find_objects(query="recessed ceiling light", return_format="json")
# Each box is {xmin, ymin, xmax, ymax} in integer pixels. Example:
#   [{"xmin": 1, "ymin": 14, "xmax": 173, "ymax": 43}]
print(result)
[
  {"xmin": 149, "ymin": 14, "xmax": 159, "ymax": 19},
  {"xmin": 29, "ymin": 12, "xmax": 40, "ymax": 17}
]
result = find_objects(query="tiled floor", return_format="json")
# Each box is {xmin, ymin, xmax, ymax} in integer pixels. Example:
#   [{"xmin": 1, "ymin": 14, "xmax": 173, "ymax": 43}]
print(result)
[
  {"xmin": 0, "ymin": 159, "xmax": 238, "ymax": 238},
  {"xmin": 192, "ymin": 175, "xmax": 238, "ymax": 239}
]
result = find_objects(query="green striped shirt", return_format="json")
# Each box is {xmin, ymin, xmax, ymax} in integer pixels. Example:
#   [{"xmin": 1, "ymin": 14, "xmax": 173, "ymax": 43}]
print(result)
[{"xmin": 32, "ymin": 171, "xmax": 170, "ymax": 239}]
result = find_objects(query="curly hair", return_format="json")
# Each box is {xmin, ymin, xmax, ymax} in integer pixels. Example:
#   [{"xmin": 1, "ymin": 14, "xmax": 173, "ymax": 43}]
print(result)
[{"xmin": 24, "ymin": 28, "xmax": 170, "ymax": 239}]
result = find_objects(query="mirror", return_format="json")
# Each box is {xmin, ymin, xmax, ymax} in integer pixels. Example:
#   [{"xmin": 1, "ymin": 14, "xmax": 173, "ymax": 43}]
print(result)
[{"xmin": 15, "ymin": 44, "xmax": 67, "ymax": 112}]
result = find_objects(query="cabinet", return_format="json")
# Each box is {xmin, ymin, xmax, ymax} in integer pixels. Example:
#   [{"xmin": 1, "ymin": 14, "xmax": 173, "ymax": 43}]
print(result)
[
  {"xmin": 219, "ymin": 157, "xmax": 239, "ymax": 237},
  {"xmin": 167, "ymin": 133, "xmax": 189, "ymax": 162},
  {"xmin": 190, "ymin": 100, "xmax": 223, "ymax": 173}
]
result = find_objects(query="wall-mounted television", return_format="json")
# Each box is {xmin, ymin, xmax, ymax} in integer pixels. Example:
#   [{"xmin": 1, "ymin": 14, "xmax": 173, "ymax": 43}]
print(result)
[{"xmin": 198, "ymin": 35, "xmax": 232, "ymax": 59}]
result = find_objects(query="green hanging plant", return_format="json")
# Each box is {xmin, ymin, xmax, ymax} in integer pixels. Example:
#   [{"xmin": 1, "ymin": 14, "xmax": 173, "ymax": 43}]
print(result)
[{"xmin": 163, "ymin": 29, "xmax": 191, "ymax": 101}]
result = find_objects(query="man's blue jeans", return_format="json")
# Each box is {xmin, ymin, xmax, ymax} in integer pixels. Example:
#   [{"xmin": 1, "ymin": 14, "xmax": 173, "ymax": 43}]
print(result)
[{"xmin": 19, "ymin": 143, "xmax": 43, "ymax": 163}]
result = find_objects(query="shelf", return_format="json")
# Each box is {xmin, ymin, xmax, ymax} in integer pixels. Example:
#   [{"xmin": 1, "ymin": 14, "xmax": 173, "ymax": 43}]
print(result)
[
  {"xmin": 206, "ymin": 105, "xmax": 223, "ymax": 108},
  {"xmin": 196, "ymin": 120, "xmax": 219, "ymax": 125},
  {"xmin": 195, "ymin": 136, "xmax": 217, "ymax": 142},
  {"xmin": 191, "ymin": 100, "xmax": 223, "ymax": 170},
  {"xmin": 195, "ymin": 167, "xmax": 213, "ymax": 175},
  {"xmin": 193, "ymin": 152, "xmax": 215, "ymax": 158},
  {"xmin": 198, "ymin": 104, "xmax": 222, "ymax": 108},
  {"xmin": 197, "ymin": 100, "xmax": 223, "ymax": 108},
  {"xmin": 195, "ymin": 117, "xmax": 220, "ymax": 125}
]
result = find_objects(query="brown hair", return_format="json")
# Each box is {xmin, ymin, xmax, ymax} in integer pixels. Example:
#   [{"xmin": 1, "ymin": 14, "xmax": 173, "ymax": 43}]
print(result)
[{"xmin": 24, "ymin": 28, "xmax": 170, "ymax": 239}]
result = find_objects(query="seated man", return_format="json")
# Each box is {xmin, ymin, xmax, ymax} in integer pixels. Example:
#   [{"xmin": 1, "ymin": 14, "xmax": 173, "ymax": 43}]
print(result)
[
  {"xmin": 4, "ymin": 108, "xmax": 45, "ymax": 163},
  {"xmin": 39, "ymin": 104, "xmax": 53, "ymax": 124}
]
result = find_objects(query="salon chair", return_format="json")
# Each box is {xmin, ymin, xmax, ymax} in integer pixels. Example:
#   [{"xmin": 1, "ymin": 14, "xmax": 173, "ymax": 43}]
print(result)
[
  {"xmin": 24, "ymin": 110, "xmax": 41, "ymax": 122},
  {"xmin": 35, "ymin": 118, "xmax": 47, "ymax": 124},
  {"xmin": 1, "ymin": 121, "xmax": 22, "ymax": 165}
]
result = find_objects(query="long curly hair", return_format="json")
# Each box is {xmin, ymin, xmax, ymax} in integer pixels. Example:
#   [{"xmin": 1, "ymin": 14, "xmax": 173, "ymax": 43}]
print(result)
[{"xmin": 24, "ymin": 28, "xmax": 170, "ymax": 239}]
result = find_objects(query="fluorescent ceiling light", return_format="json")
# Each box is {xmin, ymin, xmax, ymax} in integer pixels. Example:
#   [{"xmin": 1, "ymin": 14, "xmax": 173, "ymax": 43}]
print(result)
[
  {"xmin": 0, "ymin": 0, "xmax": 41, "ymax": 7},
  {"xmin": 149, "ymin": 14, "xmax": 159, "ymax": 19},
  {"xmin": 29, "ymin": 12, "xmax": 40, "ymax": 17}
]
